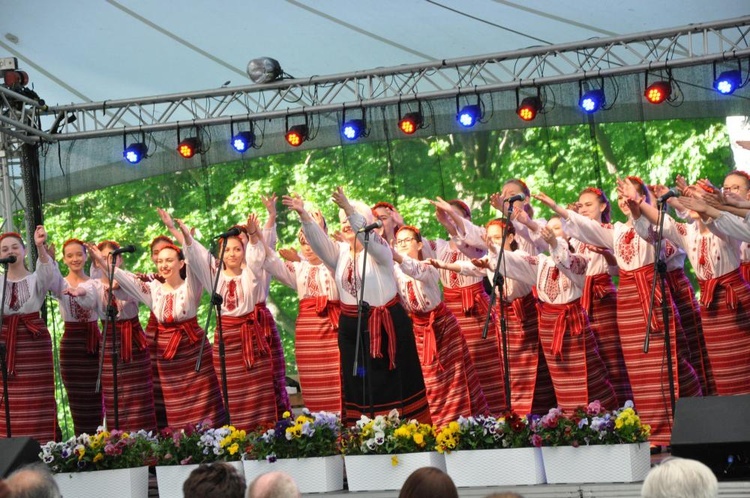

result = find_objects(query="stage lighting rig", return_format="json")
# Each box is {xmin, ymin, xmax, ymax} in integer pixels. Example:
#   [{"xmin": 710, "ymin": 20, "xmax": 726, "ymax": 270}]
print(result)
[
  {"xmin": 578, "ymin": 79, "xmax": 609, "ymax": 114},
  {"xmin": 177, "ymin": 125, "xmax": 202, "ymax": 159},
  {"xmin": 713, "ymin": 60, "xmax": 744, "ymax": 95},
  {"xmin": 515, "ymin": 88, "xmax": 543, "ymax": 122},
  {"xmin": 341, "ymin": 107, "xmax": 368, "ymax": 141},
  {"xmin": 456, "ymin": 95, "xmax": 485, "ymax": 128},
  {"xmin": 123, "ymin": 130, "xmax": 149, "ymax": 164},
  {"xmin": 230, "ymin": 120, "xmax": 256, "ymax": 153},
  {"xmin": 285, "ymin": 114, "xmax": 309, "ymax": 147}
]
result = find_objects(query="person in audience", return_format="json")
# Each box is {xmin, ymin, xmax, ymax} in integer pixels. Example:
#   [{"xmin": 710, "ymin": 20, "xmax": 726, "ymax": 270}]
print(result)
[
  {"xmin": 398, "ymin": 467, "xmax": 458, "ymax": 498},
  {"xmin": 641, "ymin": 457, "xmax": 718, "ymax": 498},
  {"xmin": 247, "ymin": 471, "xmax": 301, "ymax": 498},
  {"xmin": 5, "ymin": 463, "xmax": 61, "ymax": 498},
  {"xmin": 183, "ymin": 462, "xmax": 246, "ymax": 498}
]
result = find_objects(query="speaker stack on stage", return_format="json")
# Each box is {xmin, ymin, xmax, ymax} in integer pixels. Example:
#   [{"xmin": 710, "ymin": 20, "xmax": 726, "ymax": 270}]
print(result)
[
  {"xmin": 0, "ymin": 437, "xmax": 42, "ymax": 477},
  {"xmin": 671, "ymin": 395, "xmax": 750, "ymax": 480}
]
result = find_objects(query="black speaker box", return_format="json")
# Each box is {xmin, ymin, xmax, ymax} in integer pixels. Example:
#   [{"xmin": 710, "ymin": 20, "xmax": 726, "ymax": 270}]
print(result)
[
  {"xmin": 0, "ymin": 437, "xmax": 42, "ymax": 478},
  {"xmin": 671, "ymin": 395, "xmax": 750, "ymax": 480}
]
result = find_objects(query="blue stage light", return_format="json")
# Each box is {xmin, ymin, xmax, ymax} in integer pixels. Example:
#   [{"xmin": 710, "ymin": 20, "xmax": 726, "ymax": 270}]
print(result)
[
  {"xmin": 714, "ymin": 70, "xmax": 742, "ymax": 95},
  {"xmin": 231, "ymin": 131, "xmax": 255, "ymax": 152},
  {"xmin": 341, "ymin": 119, "xmax": 365, "ymax": 141},
  {"xmin": 457, "ymin": 105, "xmax": 481, "ymax": 128},
  {"xmin": 579, "ymin": 89, "xmax": 605, "ymax": 113},
  {"xmin": 123, "ymin": 143, "xmax": 147, "ymax": 164}
]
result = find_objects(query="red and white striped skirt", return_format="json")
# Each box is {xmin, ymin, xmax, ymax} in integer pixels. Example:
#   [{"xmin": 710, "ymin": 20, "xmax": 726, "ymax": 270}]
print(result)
[
  {"xmin": 255, "ymin": 302, "xmax": 290, "ymax": 418},
  {"xmin": 146, "ymin": 311, "xmax": 168, "ymax": 429},
  {"xmin": 61, "ymin": 321, "xmax": 103, "ymax": 435}
]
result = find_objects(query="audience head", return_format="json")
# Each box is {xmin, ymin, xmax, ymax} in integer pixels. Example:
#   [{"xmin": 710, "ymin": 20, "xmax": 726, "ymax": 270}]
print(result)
[
  {"xmin": 5, "ymin": 463, "xmax": 61, "ymax": 498},
  {"xmin": 641, "ymin": 457, "xmax": 718, "ymax": 498},
  {"xmin": 398, "ymin": 466, "xmax": 458, "ymax": 498},
  {"xmin": 183, "ymin": 462, "xmax": 246, "ymax": 498},
  {"xmin": 246, "ymin": 471, "xmax": 300, "ymax": 498}
]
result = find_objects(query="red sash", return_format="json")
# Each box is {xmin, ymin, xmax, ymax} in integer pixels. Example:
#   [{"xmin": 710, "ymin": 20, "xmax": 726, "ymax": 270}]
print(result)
[
  {"xmin": 411, "ymin": 302, "xmax": 450, "ymax": 369},
  {"xmin": 741, "ymin": 261, "xmax": 750, "ymax": 284},
  {"xmin": 253, "ymin": 302, "xmax": 273, "ymax": 339},
  {"xmin": 581, "ymin": 273, "xmax": 615, "ymax": 316},
  {"xmin": 2, "ymin": 312, "xmax": 46, "ymax": 376},
  {"xmin": 539, "ymin": 300, "xmax": 587, "ymax": 357},
  {"xmin": 156, "ymin": 317, "xmax": 203, "ymax": 360},
  {"xmin": 64, "ymin": 321, "xmax": 101, "ymax": 355},
  {"xmin": 443, "ymin": 281, "xmax": 489, "ymax": 317},
  {"xmin": 219, "ymin": 312, "xmax": 271, "ymax": 369},
  {"xmin": 619, "ymin": 266, "xmax": 662, "ymax": 333},
  {"xmin": 299, "ymin": 296, "xmax": 341, "ymax": 331},
  {"xmin": 100, "ymin": 317, "xmax": 148, "ymax": 362},
  {"xmin": 698, "ymin": 268, "xmax": 743, "ymax": 310},
  {"xmin": 341, "ymin": 295, "xmax": 400, "ymax": 369}
]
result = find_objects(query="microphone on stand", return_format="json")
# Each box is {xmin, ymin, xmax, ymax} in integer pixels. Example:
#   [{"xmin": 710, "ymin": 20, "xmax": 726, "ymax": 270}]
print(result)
[
  {"xmin": 111, "ymin": 245, "xmax": 135, "ymax": 256},
  {"xmin": 505, "ymin": 193, "xmax": 526, "ymax": 203},
  {"xmin": 214, "ymin": 227, "xmax": 241, "ymax": 239},
  {"xmin": 0, "ymin": 255, "xmax": 16, "ymax": 265},
  {"xmin": 357, "ymin": 220, "xmax": 383, "ymax": 233},
  {"xmin": 658, "ymin": 188, "xmax": 680, "ymax": 203}
]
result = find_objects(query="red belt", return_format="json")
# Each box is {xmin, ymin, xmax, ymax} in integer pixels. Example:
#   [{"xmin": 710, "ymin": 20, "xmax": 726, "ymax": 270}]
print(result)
[
  {"xmin": 411, "ymin": 302, "xmax": 450, "ymax": 368},
  {"xmin": 443, "ymin": 281, "xmax": 489, "ymax": 317},
  {"xmin": 219, "ymin": 312, "xmax": 271, "ymax": 369},
  {"xmin": 157, "ymin": 317, "xmax": 203, "ymax": 360},
  {"xmin": 341, "ymin": 295, "xmax": 400, "ymax": 369},
  {"xmin": 581, "ymin": 273, "xmax": 615, "ymax": 316},
  {"xmin": 2, "ymin": 312, "xmax": 46, "ymax": 376},
  {"xmin": 300, "ymin": 296, "xmax": 341, "ymax": 332},
  {"xmin": 698, "ymin": 268, "xmax": 744, "ymax": 310},
  {"xmin": 64, "ymin": 321, "xmax": 101, "ymax": 355},
  {"xmin": 101, "ymin": 316, "xmax": 148, "ymax": 362},
  {"xmin": 253, "ymin": 302, "xmax": 273, "ymax": 339},
  {"xmin": 619, "ymin": 266, "xmax": 662, "ymax": 333},
  {"xmin": 539, "ymin": 300, "xmax": 587, "ymax": 357}
]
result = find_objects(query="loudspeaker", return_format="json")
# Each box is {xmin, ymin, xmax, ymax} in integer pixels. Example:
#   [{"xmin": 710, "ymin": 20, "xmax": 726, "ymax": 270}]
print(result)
[
  {"xmin": 671, "ymin": 395, "xmax": 750, "ymax": 480},
  {"xmin": 0, "ymin": 437, "xmax": 42, "ymax": 477}
]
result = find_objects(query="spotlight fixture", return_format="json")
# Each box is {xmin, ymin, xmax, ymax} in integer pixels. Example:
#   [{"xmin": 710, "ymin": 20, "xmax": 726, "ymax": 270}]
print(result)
[
  {"xmin": 516, "ymin": 97, "xmax": 541, "ymax": 121},
  {"xmin": 397, "ymin": 101, "xmax": 424, "ymax": 135},
  {"xmin": 341, "ymin": 107, "xmax": 368, "ymax": 141},
  {"xmin": 285, "ymin": 125, "xmax": 308, "ymax": 146},
  {"xmin": 246, "ymin": 57, "xmax": 282, "ymax": 84},
  {"xmin": 457, "ymin": 104, "xmax": 482, "ymax": 127},
  {"xmin": 177, "ymin": 137, "xmax": 200, "ymax": 158},
  {"xmin": 2, "ymin": 69, "xmax": 28, "ymax": 88},
  {"xmin": 579, "ymin": 87, "xmax": 605, "ymax": 114},
  {"xmin": 644, "ymin": 81, "xmax": 672, "ymax": 104},
  {"xmin": 714, "ymin": 69, "xmax": 742, "ymax": 95},
  {"xmin": 123, "ymin": 131, "xmax": 148, "ymax": 164},
  {"xmin": 230, "ymin": 120, "xmax": 256, "ymax": 153}
]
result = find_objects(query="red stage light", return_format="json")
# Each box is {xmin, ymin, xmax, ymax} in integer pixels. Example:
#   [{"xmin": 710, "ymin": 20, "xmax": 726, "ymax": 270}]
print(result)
[
  {"xmin": 285, "ymin": 124, "xmax": 308, "ymax": 147},
  {"xmin": 177, "ymin": 137, "xmax": 201, "ymax": 158},
  {"xmin": 644, "ymin": 81, "xmax": 672, "ymax": 104},
  {"xmin": 517, "ymin": 97, "xmax": 541, "ymax": 121},
  {"xmin": 398, "ymin": 112, "xmax": 423, "ymax": 135}
]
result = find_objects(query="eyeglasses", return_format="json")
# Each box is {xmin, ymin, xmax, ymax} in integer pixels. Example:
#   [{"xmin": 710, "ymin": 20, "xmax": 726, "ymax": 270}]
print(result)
[{"xmin": 394, "ymin": 237, "xmax": 417, "ymax": 246}]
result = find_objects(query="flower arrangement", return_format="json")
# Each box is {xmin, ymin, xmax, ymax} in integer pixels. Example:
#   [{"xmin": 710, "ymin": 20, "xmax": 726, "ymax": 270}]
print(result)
[
  {"xmin": 157, "ymin": 420, "xmax": 247, "ymax": 465},
  {"xmin": 531, "ymin": 400, "xmax": 651, "ymax": 448},
  {"xmin": 40, "ymin": 428, "xmax": 158, "ymax": 473},
  {"xmin": 343, "ymin": 409, "xmax": 437, "ymax": 456},
  {"xmin": 435, "ymin": 411, "xmax": 532, "ymax": 454},
  {"xmin": 245, "ymin": 409, "xmax": 341, "ymax": 462}
]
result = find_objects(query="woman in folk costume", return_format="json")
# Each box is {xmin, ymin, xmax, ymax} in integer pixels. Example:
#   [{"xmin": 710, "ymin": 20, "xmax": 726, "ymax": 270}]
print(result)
[
  {"xmin": 392, "ymin": 225, "xmax": 488, "ymax": 427},
  {"xmin": 87, "ymin": 234, "xmax": 227, "ymax": 429},
  {"xmin": 538, "ymin": 187, "xmax": 633, "ymax": 405},
  {"xmin": 92, "ymin": 240, "xmax": 156, "ymax": 432},
  {"xmin": 445, "ymin": 213, "xmax": 557, "ymax": 415},
  {"xmin": 49, "ymin": 238, "xmax": 103, "ymax": 435},
  {"xmin": 425, "ymin": 198, "xmax": 507, "ymax": 414},
  {"xmin": 535, "ymin": 178, "xmax": 702, "ymax": 447},
  {"xmin": 649, "ymin": 191, "xmax": 750, "ymax": 396},
  {"xmin": 498, "ymin": 179, "xmax": 548, "ymax": 255},
  {"xmin": 0, "ymin": 227, "xmax": 61, "ymax": 442},
  {"xmin": 284, "ymin": 188, "xmax": 431, "ymax": 424},
  {"xmin": 261, "ymin": 206, "xmax": 342, "ymax": 413}
]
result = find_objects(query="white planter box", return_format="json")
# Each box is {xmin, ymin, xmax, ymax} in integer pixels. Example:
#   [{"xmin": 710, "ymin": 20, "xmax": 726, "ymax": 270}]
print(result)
[
  {"xmin": 541, "ymin": 443, "xmax": 651, "ymax": 484},
  {"xmin": 242, "ymin": 455, "xmax": 344, "ymax": 493},
  {"xmin": 156, "ymin": 461, "xmax": 243, "ymax": 498},
  {"xmin": 344, "ymin": 452, "xmax": 446, "ymax": 492},
  {"xmin": 54, "ymin": 466, "xmax": 149, "ymax": 498},
  {"xmin": 445, "ymin": 447, "xmax": 546, "ymax": 487}
]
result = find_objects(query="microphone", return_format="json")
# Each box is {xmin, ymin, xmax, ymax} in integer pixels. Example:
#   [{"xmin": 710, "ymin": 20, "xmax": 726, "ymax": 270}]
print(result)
[
  {"xmin": 214, "ymin": 227, "xmax": 241, "ymax": 239},
  {"xmin": 658, "ymin": 188, "xmax": 680, "ymax": 203},
  {"xmin": 357, "ymin": 220, "xmax": 383, "ymax": 233},
  {"xmin": 505, "ymin": 193, "xmax": 526, "ymax": 204},
  {"xmin": 0, "ymin": 255, "xmax": 17, "ymax": 264},
  {"xmin": 111, "ymin": 245, "xmax": 136, "ymax": 256}
]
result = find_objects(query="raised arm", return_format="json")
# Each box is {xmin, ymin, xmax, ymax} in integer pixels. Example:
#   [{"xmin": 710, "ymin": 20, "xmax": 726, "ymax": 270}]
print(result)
[{"xmin": 157, "ymin": 208, "xmax": 184, "ymax": 246}]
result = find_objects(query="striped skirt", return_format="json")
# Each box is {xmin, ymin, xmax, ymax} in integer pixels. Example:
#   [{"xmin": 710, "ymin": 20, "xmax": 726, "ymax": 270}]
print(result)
[
  {"xmin": 61, "ymin": 321, "xmax": 103, "ymax": 435},
  {"xmin": 443, "ymin": 283, "xmax": 507, "ymax": 413},
  {"xmin": 500, "ymin": 293, "xmax": 557, "ymax": 416},
  {"xmin": 697, "ymin": 269, "xmax": 750, "ymax": 396},
  {"xmin": 215, "ymin": 313, "xmax": 277, "ymax": 431},
  {"xmin": 537, "ymin": 300, "xmax": 617, "ymax": 413},
  {"xmin": 156, "ymin": 318, "xmax": 227, "ymax": 428},
  {"xmin": 100, "ymin": 317, "xmax": 156, "ymax": 432},
  {"xmin": 295, "ymin": 298, "xmax": 342, "ymax": 414},
  {"xmin": 412, "ymin": 302, "xmax": 488, "ymax": 428},
  {"xmin": 255, "ymin": 302, "xmax": 290, "ymax": 418},
  {"xmin": 618, "ymin": 267, "xmax": 702, "ymax": 446},
  {"xmin": 582, "ymin": 274, "xmax": 632, "ymax": 405},
  {"xmin": 146, "ymin": 312, "xmax": 168, "ymax": 429},
  {"xmin": 667, "ymin": 268, "xmax": 714, "ymax": 395},
  {"xmin": 339, "ymin": 298, "xmax": 431, "ymax": 425},
  {"xmin": 0, "ymin": 313, "xmax": 58, "ymax": 442}
]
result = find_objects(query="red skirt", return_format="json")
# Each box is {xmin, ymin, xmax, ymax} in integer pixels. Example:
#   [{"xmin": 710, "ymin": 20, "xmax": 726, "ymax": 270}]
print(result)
[
  {"xmin": 443, "ymin": 282, "xmax": 506, "ymax": 413},
  {"xmin": 0, "ymin": 313, "xmax": 58, "ymax": 442},
  {"xmin": 215, "ymin": 313, "xmax": 277, "ymax": 431},
  {"xmin": 618, "ymin": 266, "xmax": 702, "ymax": 445},
  {"xmin": 412, "ymin": 302, "xmax": 488, "ymax": 427},
  {"xmin": 697, "ymin": 269, "xmax": 750, "ymax": 395},
  {"xmin": 61, "ymin": 321, "xmax": 103, "ymax": 435},
  {"xmin": 146, "ymin": 311, "xmax": 168, "ymax": 429},
  {"xmin": 255, "ymin": 302, "xmax": 290, "ymax": 418},
  {"xmin": 156, "ymin": 318, "xmax": 227, "ymax": 428},
  {"xmin": 537, "ymin": 300, "xmax": 617, "ymax": 413},
  {"xmin": 295, "ymin": 297, "xmax": 342, "ymax": 413}
]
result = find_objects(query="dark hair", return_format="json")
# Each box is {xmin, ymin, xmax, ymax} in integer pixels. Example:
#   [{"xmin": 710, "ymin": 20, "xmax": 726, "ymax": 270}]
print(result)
[
  {"xmin": 150, "ymin": 235, "xmax": 174, "ymax": 252},
  {"xmin": 398, "ymin": 467, "xmax": 458, "ymax": 498},
  {"xmin": 156, "ymin": 244, "xmax": 187, "ymax": 280},
  {"xmin": 182, "ymin": 462, "xmax": 246, "ymax": 498},
  {"xmin": 503, "ymin": 178, "xmax": 534, "ymax": 218},
  {"xmin": 486, "ymin": 218, "xmax": 518, "ymax": 251},
  {"xmin": 395, "ymin": 225, "xmax": 424, "ymax": 260},
  {"xmin": 579, "ymin": 186, "xmax": 612, "ymax": 224},
  {"xmin": 626, "ymin": 176, "xmax": 652, "ymax": 205}
]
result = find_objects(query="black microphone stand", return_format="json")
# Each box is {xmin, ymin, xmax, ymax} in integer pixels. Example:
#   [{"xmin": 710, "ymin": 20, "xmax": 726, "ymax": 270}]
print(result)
[
  {"xmin": 96, "ymin": 254, "xmax": 121, "ymax": 429},
  {"xmin": 0, "ymin": 260, "xmax": 12, "ymax": 436},
  {"xmin": 352, "ymin": 227, "xmax": 374, "ymax": 417},
  {"xmin": 481, "ymin": 206, "xmax": 514, "ymax": 412},
  {"xmin": 195, "ymin": 240, "xmax": 231, "ymax": 424},
  {"xmin": 642, "ymin": 200, "xmax": 676, "ymax": 416}
]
